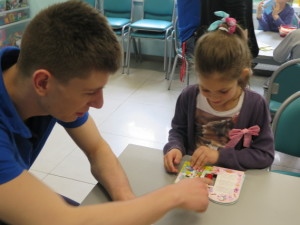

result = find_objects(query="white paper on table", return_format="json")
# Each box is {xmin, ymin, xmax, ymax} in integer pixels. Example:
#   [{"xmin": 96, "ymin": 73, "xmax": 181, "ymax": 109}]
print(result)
[{"xmin": 258, "ymin": 42, "xmax": 274, "ymax": 51}]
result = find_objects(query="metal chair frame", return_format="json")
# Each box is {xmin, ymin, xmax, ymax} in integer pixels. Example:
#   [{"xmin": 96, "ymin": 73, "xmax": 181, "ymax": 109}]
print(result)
[
  {"xmin": 168, "ymin": 17, "xmax": 190, "ymax": 90},
  {"xmin": 102, "ymin": 0, "xmax": 135, "ymax": 74},
  {"xmin": 264, "ymin": 58, "xmax": 300, "ymax": 116},
  {"xmin": 270, "ymin": 91, "xmax": 300, "ymax": 177},
  {"xmin": 125, "ymin": 0, "xmax": 176, "ymax": 75}
]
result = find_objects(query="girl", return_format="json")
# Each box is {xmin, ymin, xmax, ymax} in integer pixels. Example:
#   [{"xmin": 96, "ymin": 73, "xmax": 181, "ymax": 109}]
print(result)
[
  {"xmin": 257, "ymin": 0, "xmax": 295, "ymax": 32},
  {"xmin": 164, "ymin": 12, "xmax": 275, "ymax": 172}
]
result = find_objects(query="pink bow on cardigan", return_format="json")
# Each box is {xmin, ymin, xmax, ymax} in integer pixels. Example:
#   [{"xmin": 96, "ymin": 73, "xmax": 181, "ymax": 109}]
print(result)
[{"xmin": 225, "ymin": 125, "xmax": 260, "ymax": 148}]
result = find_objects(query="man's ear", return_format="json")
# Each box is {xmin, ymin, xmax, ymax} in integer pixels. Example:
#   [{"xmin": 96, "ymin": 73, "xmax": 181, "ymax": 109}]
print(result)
[{"xmin": 32, "ymin": 69, "xmax": 52, "ymax": 96}]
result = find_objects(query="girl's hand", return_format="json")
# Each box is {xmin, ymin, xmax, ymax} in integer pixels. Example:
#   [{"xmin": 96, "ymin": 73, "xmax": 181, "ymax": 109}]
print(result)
[
  {"xmin": 164, "ymin": 149, "xmax": 183, "ymax": 173},
  {"xmin": 257, "ymin": 1, "xmax": 264, "ymax": 19},
  {"xmin": 190, "ymin": 146, "xmax": 219, "ymax": 170},
  {"xmin": 272, "ymin": 2, "xmax": 280, "ymax": 20}
]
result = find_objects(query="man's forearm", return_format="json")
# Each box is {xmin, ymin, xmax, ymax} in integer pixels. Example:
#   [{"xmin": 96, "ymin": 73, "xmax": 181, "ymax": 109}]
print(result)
[
  {"xmin": 74, "ymin": 178, "xmax": 209, "ymax": 225},
  {"xmin": 0, "ymin": 171, "xmax": 208, "ymax": 225},
  {"xmin": 75, "ymin": 184, "xmax": 180, "ymax": 225},
  {"xmin": 89, "ymin": 142, "xmax": 135, "ymax": 201}
]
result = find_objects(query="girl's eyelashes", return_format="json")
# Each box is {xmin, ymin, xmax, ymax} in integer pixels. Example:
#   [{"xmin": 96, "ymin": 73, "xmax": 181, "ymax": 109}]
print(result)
[
  {"xmin": 219, "ymin": 90, "xmax": 229, "ymax": 94},
  {"xmin": 201, "ymin": 88, "xmax": 229, "ymax": 94}
]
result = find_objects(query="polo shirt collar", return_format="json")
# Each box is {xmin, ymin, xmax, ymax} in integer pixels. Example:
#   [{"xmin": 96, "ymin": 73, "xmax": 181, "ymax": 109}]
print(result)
[{"xmin": 0, "ymin": 47, "xmax": 31, "ymax": 138}]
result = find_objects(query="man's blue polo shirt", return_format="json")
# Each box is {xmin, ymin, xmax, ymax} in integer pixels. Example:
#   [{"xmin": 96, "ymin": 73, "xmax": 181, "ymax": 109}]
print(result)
[{"xmin": 0, "ymin": 47, "xmax": 88, "ymax": 184}]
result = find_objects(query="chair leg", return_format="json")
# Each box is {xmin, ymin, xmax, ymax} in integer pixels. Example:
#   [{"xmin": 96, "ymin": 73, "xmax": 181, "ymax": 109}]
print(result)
[
  {"xmin": 126, "ymin": 35, "xmax": 132, "ymax": 75},
  {"xmin": 186, "ymin": 60, "xmax": 189, "ymax": 86},
  {"xmin": 133, "ymin": 38, "xmax": 139, "ymax": 62},
  {"xmin": 137, "ymin": 38, "xmax": 142, "ymax": 62},
  {"xmin": 168, "ymin": 55, "xmax": 179, "ymax": 90},
  {"xmin": 164, "ymin": 36, "xmax": 167, "ymax": 72},
  {"xmin": 167, "ymin": 33, "xmax": 175, "ymax": 79},
  {"xmin": 121, "ymin": 54, "xmax": 125, "ymax": 74},
  {"xmin": 121, "ymin": 34, "xmax": 126, "ymax": 74}
]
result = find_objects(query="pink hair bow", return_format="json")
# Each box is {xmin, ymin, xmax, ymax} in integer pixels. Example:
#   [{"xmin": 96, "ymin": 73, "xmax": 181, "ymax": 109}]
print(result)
[
  {"xmin": 208, "ymin": 11, "xmax": 237, "ymax": 34},
  {"xmin": 224, "ymin": 17, "xmax": 237, "ymax": 34},
  {"xmin": 225, "ymin": 125, "xmax": 260, "ymax": 148}
]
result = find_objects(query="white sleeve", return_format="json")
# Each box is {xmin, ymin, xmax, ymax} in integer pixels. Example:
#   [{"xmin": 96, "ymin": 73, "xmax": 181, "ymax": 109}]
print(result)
[{"xmin": 273, "ymin": 30, "xmax": 300, "ymax": 63}]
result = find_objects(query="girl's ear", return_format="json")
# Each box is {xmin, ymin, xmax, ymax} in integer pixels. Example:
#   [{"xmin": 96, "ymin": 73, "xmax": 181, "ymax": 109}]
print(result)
[
  {"xmin": 241, "ymin": 68, "xmax": 251, "ymax": 79},
  {"xmin": 238, "ymin": 68, "xmax": 252, "ymax": 89}
]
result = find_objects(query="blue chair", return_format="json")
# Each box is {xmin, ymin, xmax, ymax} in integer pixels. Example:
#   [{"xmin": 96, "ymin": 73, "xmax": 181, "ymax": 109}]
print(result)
[
  {"xmin": 292, "ymin": 12, "xmax": 300, "ymax": 28},
  {"xmin": 168, "ymin": 17, "xmax": 190, "ymax": 90},
  {"xmin": 84, "ymin": 0, "xmax": 97, "ymax": 7},
  {"xmin": 271, "ymin": 91, "xmax": 300, "ymax": 177},
  {"xmin": 102, "ymin": 0, "xmax": 134, "ymax": 74},
  {"xmin": 125, "ymin": 0, "xmax": 175, "ymax": 75},
  {"xmin": 264, "ymin": 58, "xmax": 300, "ymax": 116}
]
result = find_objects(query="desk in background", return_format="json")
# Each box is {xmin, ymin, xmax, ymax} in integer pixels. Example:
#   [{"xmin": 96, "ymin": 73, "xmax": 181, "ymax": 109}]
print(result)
[
  {"xmin": 254, "ymin": 30, "xmax": 283, "ymax": 66},
  {"xmin": 82, "ymin": 144, "xmax": 300, "ymax": 225}
]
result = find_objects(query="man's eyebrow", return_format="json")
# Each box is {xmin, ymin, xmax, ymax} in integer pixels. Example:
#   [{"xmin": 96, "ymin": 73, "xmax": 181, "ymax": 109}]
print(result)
[{"xmin": 83, "ymin": 86, "xmax": 105, "ymax": 91}]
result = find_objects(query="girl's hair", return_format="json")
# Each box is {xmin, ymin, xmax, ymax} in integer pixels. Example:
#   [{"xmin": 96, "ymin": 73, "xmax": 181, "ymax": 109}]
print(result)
[{"xmin": 194, "ymin": 23, "xmax": 252, "ymax": 89}]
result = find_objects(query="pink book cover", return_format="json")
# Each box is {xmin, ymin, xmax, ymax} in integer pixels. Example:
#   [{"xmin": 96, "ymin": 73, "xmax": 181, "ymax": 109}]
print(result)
[{"xmin": 175, "ymin": 161, "xmax": 245, "ymax": 205}]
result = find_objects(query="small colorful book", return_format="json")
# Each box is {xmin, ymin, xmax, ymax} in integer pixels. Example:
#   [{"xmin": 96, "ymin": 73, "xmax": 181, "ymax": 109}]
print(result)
[{"xmin": 175, "ymin": 161, "xmax": 245, "ymax": 205}]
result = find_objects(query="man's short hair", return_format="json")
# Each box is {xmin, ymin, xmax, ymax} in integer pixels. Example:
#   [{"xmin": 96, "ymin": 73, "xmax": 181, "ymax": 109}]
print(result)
[{"xmin": 17, "ymin": 0, "xmax": 121, "ymax": 83}]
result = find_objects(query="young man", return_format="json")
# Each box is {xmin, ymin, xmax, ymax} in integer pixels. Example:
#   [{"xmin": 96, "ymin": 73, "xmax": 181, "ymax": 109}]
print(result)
[{"xmin": 0, "ymin": 1, "xmax": 210, "ymax": 224}]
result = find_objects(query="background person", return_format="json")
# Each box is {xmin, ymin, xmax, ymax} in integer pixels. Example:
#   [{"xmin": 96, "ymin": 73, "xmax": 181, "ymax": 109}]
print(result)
[
  {"xmin": 273, "ymin": 29, "xmax": 300, "ymax": 63},
  {"xmin": 200, "ymin": 0, "xmax": 259, "ymax": 58},
  {"xmin": 257, "ymin": 0, "xmax": 295, "ymax": 32}
]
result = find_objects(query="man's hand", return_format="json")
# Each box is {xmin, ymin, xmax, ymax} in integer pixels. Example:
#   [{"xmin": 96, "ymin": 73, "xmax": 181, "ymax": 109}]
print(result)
[
  {"xmin": 174, "ymin": 178, "xmax": 210, "ymax": 212},
  {"xmin": 164, "ymin": 149, "xmax": 182, "ymax": 173},
  {"xmin": 272, "ymin": 2, "xmax": 280, "ymax": 20},
  {"xmin": 190, "ymin": 146, "xmax": 219, "ymax": 170}
]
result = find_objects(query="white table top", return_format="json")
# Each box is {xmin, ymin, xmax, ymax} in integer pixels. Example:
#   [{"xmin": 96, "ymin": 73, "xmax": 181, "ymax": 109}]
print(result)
[
  {"xmin": 82, "ymin": 144, "xmax": 300, "ymax": 225},
  {"xmin": 254, "ymin": 30, "xmax": 284, "ymax": 65}
]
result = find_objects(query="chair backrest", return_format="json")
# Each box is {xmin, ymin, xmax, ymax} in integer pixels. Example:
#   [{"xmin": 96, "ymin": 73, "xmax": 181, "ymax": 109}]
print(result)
[
  {"xmin": 143, "ymin": 0, "xmax": 175, "ymax": 21},
  {"xmin": 292, "ymin": 12, "xmax": 300, "ymax": 28},
  {"xmin": 272, "ymin": 91, "xmax": 300, "ymax": 157},
  {"xmin": 84, "ymin": 0, "xmax": 96, "ymax": 7},
  {"xmin": 103, "ymin": 0, "xmax": 133, "ymax": 19},
  {"xmin": 265, "ymin": 58, "xmax": 300, "ymax": 105}
]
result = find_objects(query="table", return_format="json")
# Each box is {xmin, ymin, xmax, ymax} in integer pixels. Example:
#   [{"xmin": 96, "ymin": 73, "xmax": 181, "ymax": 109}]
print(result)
[
  {"xmin": 82, "ymin": 144, "xmax": 300, "ymax": 225},
  {"xmin": 254, "ymin": 30, "xmax": 283, "ymax": 65}
]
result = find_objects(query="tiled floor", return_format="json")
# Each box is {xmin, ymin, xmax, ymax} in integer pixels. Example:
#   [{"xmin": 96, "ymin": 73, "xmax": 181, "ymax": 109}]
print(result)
[{"xmin": 29, "ymin": 57, "xmax": 300, "ymax": 203}]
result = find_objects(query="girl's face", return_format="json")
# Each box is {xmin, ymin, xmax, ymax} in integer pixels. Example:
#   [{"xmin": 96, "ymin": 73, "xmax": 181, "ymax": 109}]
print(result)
[{"xmin": 199, "ymin": 72, "xmax": 241, "ymax": 111}]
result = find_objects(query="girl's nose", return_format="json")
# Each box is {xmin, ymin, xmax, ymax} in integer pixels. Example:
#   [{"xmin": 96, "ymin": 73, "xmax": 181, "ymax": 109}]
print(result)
[{"xmin": 208, "ymin": 92, "xmax": 220, "ymax": 100}]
